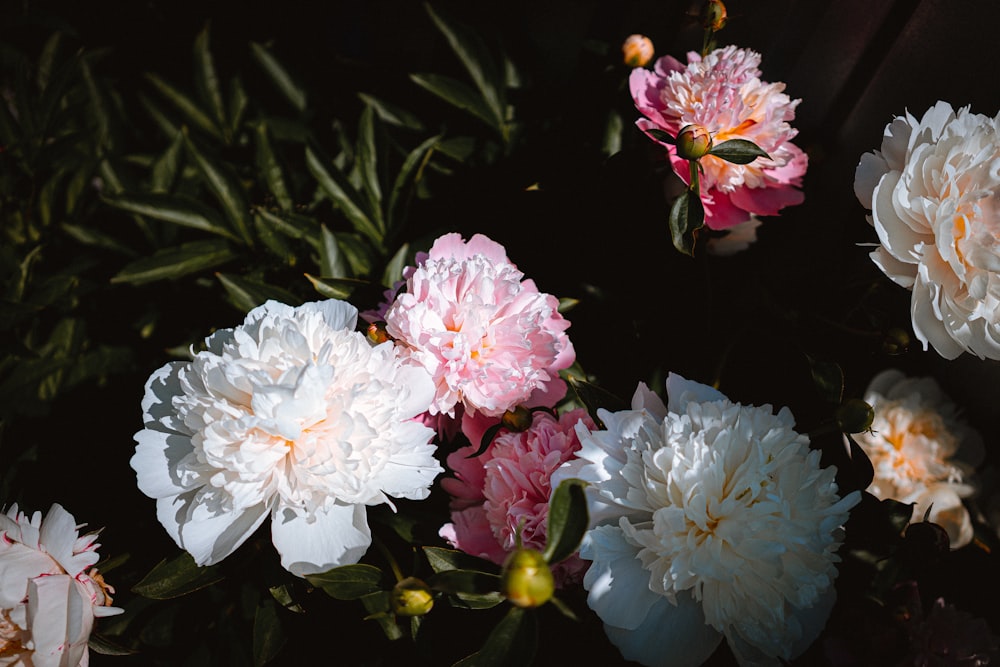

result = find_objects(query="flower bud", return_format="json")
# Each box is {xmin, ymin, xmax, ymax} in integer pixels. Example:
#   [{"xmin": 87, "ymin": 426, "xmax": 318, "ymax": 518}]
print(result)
[
  {"xmin": 366, "ymin": 322, "xmax": 391, "ymax": 345},
  {"xmin": 881, "ymin": 327, "xmax": 911, "ymax": 355},
  {"xmin": 500, "ymin": 547, "xmax": 555, "ymax": 608},
  {"xmin": 675, "ymin": 124, "xmax": 713, "ymax": 160},
  {"xmin": 500, "ymin": 405, "xmax": 532, "ymax": 432},
  {"xmin": 390, "ymin": 577, "xmax": 434, "ymax": 617},
  {"xmin": 703, "ymin": 0, "xmax": 728, "ymax": 31},
  {"xmin": 835, "ymin": 399, "xmax": 875, "ymax": 434},
  {"xmin": 622, "ymin": 34, "xmax": 655, "ymax": 68}
]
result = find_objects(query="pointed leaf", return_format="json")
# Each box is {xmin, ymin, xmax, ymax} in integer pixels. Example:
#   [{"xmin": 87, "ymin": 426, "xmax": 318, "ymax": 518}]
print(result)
[
  {"xmin": 318, "ymin": 225, "xmax": 347, "ymax": 278},
  {"xmin": 111, "ymin": 239, "xmax": 237, "ymax": 285},
  {"xmin": 306, "ymin": 563, "xmax": 384, "ymax": 600},
  {"xmin": 409, "ymin": 72, "xmax": 499, "ymax": 131},
  {"xmin": 131, "ymin": 552, "xmax": 224, "ymax": 600},
  {"xmin": 668, "ymin": 189, "xmax": 704, "ymax": 256},
  {"xmin": 807, "ymin": 354, "xmax": 844, "ymax": 404},
  {"xmin": 216, "ymin": 273, "xmax": 302, "ymax": 313},
  {"xmin": 88, "ymin": 633, "xmax": 137, "ymax": 657},
  {"xmin": 426, "ymin": 569, "xmax": 502, "ymax": 596},
  {"xmin": 422, "ymin": 547, "xmax": 500, "ymax": 575},
  {"xmin": 253, "ymin": 210, "xmax": 295, "ymax": 263},
  {"xmin": 381, "ymin": 243, "xmax": 409, "ymax": 288},
  {"xmin": 103, "ymin": 192, "xmax": 240, "ymax": 241},
  {"xmin": 305, "ymin": 143, "xmax": 383, "ymax": 245},
  {"xmin": 193, "ymin": 22, "xmax": 228, "ymax": 141},
  {"xmin": 387, "ymin": 135, "xmax": 440, "ymax": 234},
  {"xmin": 304, "ymin": 274, "xmax": 366, "ymax": 300},
  {"xmin": 707, "ymin": 139, "xmax": 770, "ymax": 164},
  {"xmin": 250, "ymin": 41, "xmax": 307, "ymax": 112},
  {"xmin": 355, "ymin": 104, "xmax": 385, "ymax": 232},
  {"xmin": 360, "ymin": 591, "xmax": 404, "ymax": 641},
  {"xmin": 252, "ymin": 599, "xmax": 287, "ymax": 667},
  {"xmin": 253, "ymin": 207, "xmax": 320, "ymax": 247},
  {"xmin": 137, "ymin": 92, "xmax": 179, "ymax": 140},
  {"xmin": 543, "ymin": 478, "xmax": 589, "ymax": 565},
  {"xmin": 184, "ymin": 130, "xmax": 254, "ymax": 244},
  {"xmin": 144, "ymin": 72, "xmax": 223, "ymax": 141},
  {"xmin": 453, "ymin": 606, "xmax": 537, "ymax": 667},
  {"xmin": 646, "ymin": 128, "xmax": 675, "ymax": 145},
  {"xmin": 60, "ymin": 223, "xmax": 138, "ymax": 257},
  {"xmin": 151, "ymin": 130, "xmax": 186, "ymax": 193},
  {"xmin": 357, "ymin": 92, "xmax": 426, "ymax": 131},
  {"xmin": 228, "ymin": 75, "xmax": 249, "ymax": 136},
  {"xmin": 567, "ymin": 376, "xmax": 627, "ymax": 429},
  {"xmin": 79, "ymin": 56, "xmax": 111, "ymax": 153},
  {"xmin": 255, "ymin": 121, "xmax": 293, "ymax": 211}
]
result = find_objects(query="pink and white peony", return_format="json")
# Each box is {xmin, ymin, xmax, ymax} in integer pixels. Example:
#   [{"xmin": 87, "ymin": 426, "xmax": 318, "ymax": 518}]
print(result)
[
  {"xmin": 631, "ymin": 45, "xmax": 808, "ymax": 230},
  {"xmin": 439, "ymin": 408, "xmax": 594, "ymax": 585},
  {"xmin": 0, "ymin": 504, "xmax": 122, "ymax": 667},
  {"xmin": 852, "ymin": 368, "xmax": 983, "ymax": 549},
  {"xmin": 855, "ymin": 101, "xmax": 1000, "ymax": 359},
  {"xmin": 131, "ymin": 299, "xmax": 441, "ymax": 577},
  {"xmin": 554, "ymin": 374, "xmax": 859, "ymax": 666},
  {"xmin": 380, "ymin": 233, "xmax": 575, "ymax": 419}
]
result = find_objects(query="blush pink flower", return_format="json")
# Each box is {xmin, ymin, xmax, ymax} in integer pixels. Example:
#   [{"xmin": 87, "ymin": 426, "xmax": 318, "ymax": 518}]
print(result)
[
  {"xmin": 631, "ymin": 45, "xmax": 807, "ymax": 230},
  {"xmin": 439, "ymin": 408, "xmax": 594, "ymax": 585},
  {"xmin": 381, "ymin": 233, "xmax": 575, "ymax": 419}
]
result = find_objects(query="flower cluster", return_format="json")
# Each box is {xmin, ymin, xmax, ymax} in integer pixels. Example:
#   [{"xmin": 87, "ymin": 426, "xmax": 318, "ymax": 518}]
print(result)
[
  {"xmin": 855, "ymin": 101, "xmax": 1000, "ymax": 360},
  {"xmin": 0, "ymin": 504, "xmax": 122, "ymax": 667},
  {"xmin": 556, "ymin": 374, "xmax": 859, "ymax": 666},
  {"xmin": 852, "ymin": 369, "xmax": 983, "ymax": 548},
  {"xmin": 631, "ymin": 45, "xmax": 808, "ymax": 232}
]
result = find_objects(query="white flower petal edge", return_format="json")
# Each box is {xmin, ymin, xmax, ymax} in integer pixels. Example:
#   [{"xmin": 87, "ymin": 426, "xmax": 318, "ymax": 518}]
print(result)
[
  {"xmin": 561, "ymin": 373, "xmax": 859, "ymax": 666},
  {"xmin": 131, "ymin": 299, "xmax": 441, "ymax": 576}
]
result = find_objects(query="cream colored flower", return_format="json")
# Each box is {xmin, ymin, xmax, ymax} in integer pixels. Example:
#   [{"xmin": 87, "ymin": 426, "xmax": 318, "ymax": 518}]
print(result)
[
  {"xmin": 555, "ymin": 374, "xmax": 858, "ymax": 666},
  {"xmin": 855, "ymin": 101, "xmax": 1000, "ymax": 359},
  {"xmin": 131, "ymin": 299, "xmax": 441, "ymax": 577},
  {"xmin": 0, "ymin": 504, "xmax": 122, "ymax": 667},
  {"xmin": 853, "ymin": 369, "xmax": 983, "ymax": 548}
]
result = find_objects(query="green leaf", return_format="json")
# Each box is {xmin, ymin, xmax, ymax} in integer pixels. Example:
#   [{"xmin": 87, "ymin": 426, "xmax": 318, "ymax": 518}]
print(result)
[
  {"xmin": 567, "ymin": 376, "xmax": 627, "ymax": 429},
  {"xmin": 424, "ymin": 2, "xmax": 504, "ymax": 128},
  {"xmin": 355, "ymin": 105, "xmax": 386, "ymax": 233},
  {"xmin": 426, "ymin": 569, "xmax": 502, "ymax": 596},
  {"xmin": 306, "ymin": 563, "xmax": 384, "ymax": 600},
  {"xmin": 807, "ymin": 354, "xmax": 844, "ymax": 404},
  {"xmin": 253, "ymin": 210, "xmax": 295, "ymax": 263},
  {"xmin": 255, "ymin": 122, "xmax": 293, "ymax": 211},
  {"xmin": 250, "ymin": 41, "xmax": 307, "ymax": 112},
  {"xmin": 646, "ymin": 127, "xmax": 675, "ymax": 145},
  {"xmin": 381, "ymin": 243, "xmax": 410, "ymax": 288},
  {"xmin": 268, "ymin": 585, "xmax": 305, "ymax": 614},
  {"xmin": 110, "ymin": 239, "xmax": 237, "ymax": 285},
  {"xmin": 252, "ymin": 599, "xmax": 287, "ymax": 667},
  {"xmin": 253, "ymin": 207, "xmax": 320, "ymax": 247},
  {"xmin": 79, "ymin": 55, "xmax": 111, "ymax": 153},
  {"xmin": 387, "ymin": 135, "xmax": 440, "ymax": 235},
  {"xmin": 357, "ymin": 92, "xmax": 426, "ymax": 131},
  {"xmin": 60, "ymin": 223, "xmax": 138, "ymax": 257},
  {"xmin": 422, "ymin": 546, "xmax": 500, "ymax": 575},
  {"xmin": 318, "ymin": 225, "xmax": 347, "ymax": 278},
  {"xmin": 304, "ymin": 274, "xmax": 366, "ymax": 300},
  {"xmin": 668, "ymin": 189, "xmax": 704, "ymax": 256},
  {"xmin": 453, "ymin": 606, "xmax": 538, "ymax": 667},
  {"xmin": 228, "ymin": 75, "xmax": 249, "ymax": 137},
  {"xmin": 707, "ymin": 139, "xmax": 770, "ymax": 164},
  {"xmin": 137, "ymin": 92, "xmax": 180, "ymax": 140},
  {"xmin": 410, "ymin": 72, "xmax": 500, "ymax": 131},
  {"xmin": 542, "ymin": 478, "xmax": 589, "ymax": 565},
  {"xmin": 193, "ymin": 22, "xmax": 228, "ymax": 142},
  {"xmin": 360, "ymin": 591, "xmax": 404, "ymax": 641},
  {"xmin": 151, "ymin": 130, "xmax": 186, "ymax": 193},
  {"xmin": 216, "ymin": 273, "xmax": 302, "ymax": 313},
  {"xmin": 144, "ymin": 72, "xmax": 223, "ymax": 141},
  {"xmin": 184, "ymin": 130, "xmax": 254, "ymax": 245},
  {"xmin": 305, "ymin": 143, "xmax": 383, "ymax": 246},
  {"xmin": 131, "ymin": 551, "xmax": 224, "ymax": 600},
  {"xmin": 102, "ymin": 192, "xmax": 240, "ymax": 242},
  {"xmin": 88, "ymin": 633, "xmax": 138, "ymax": 656}
]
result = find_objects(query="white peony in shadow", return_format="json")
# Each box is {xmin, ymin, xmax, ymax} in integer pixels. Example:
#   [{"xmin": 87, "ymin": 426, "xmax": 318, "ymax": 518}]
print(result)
[
  {"xmin": 554, "ymin": 373, "xmax": 859, "ymax": 667},
  {"xmin": 131, "ymin": 299, "xmax": 441, "ymax": 577}
]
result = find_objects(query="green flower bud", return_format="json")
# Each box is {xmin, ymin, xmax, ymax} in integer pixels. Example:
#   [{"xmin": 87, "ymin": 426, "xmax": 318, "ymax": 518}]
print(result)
[
  {"xmin": 622, "ymin": 34, "xmax": 655, "ymax": 68},
  {"xmin": 882, "ymin": 327, "xmax": 911, "ymax": 355},
  {"xmin": 390, "ymin": 577, "xmax": 434, "ymax": 617},
  {"xmin": 501, "ymin": 405, "xmax": 533, "ymax": 432},
  {"xmin": 703, "ymin": 0, "xmax": 728, "ymax": 31},
  {"xmin": 675, "ymin": 124, "xmax": 713, "ymax": 161},
  {"xmin": 836, "ymin": 398, "xmax": 875, "ymax": 434},
  {"xmin": 500, "ymin": 547, "xmax": 555, "ymax": 608}
]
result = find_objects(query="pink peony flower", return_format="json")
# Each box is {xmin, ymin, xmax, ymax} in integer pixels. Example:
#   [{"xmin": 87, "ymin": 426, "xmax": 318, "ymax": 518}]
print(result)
[
  {"xmin": 0, "ymin": 504, "xmax": 122, "ymax": 667},
  {"xmin": 439, "ymin": 408, "xmax": 594, "ymax": 585},
  {"xmin": 630, "ymin": 45, "xmax": 807, "ymax": 230},
  {"xmin": 381, "ymin": 233, "xmax": 575, "ymax": 419}
]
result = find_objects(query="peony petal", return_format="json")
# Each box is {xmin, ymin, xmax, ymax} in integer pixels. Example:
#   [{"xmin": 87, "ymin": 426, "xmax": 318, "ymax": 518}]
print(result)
[
  {"xmin": 26, "ymin": 574, "xmax": 94, "ymax": 667},
  {"xmin": 728, "ymin": 180, "xmax": 805, "ymax": 217},
  {"xmin": 0, "ymin": 543, "xmax": 56, "ymax": 608},
  {"xmin": 38, "ymin": 505, "xmax": 97, "ymax": 578},
  {"xmin": 131, "ymin": 428, "xmax": 199, "ymax": 500},
  {"xmin": 175, "ymin": 497, "xmax": 269, "ymax": 567},
  {"xmin": 665, "ymin": 373, "xmax": 726, "ymax": 413},
  {"xmin": 271, "ymin": 502, "xmax": 372, "ymax": 577},
  {"xmin": 853, "ymin": 151, "xmax": 888, "ymax": 207},
  {"xmin": 302, "ymin": 298, "xmax": 359, "ymax": 331},
  {"xmin": 604, "ymin": 593, "xmax": 723, "ymax": 667},
  {"xmin": 911, "ymin": 272, "xmax": 966, "ymax": 359},
  {"xmin": 580, "ymin": 525, "xmax": 661, "ymax": 630}
]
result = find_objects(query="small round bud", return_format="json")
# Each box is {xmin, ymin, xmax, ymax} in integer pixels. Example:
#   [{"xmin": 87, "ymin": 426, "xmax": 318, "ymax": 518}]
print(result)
[
  {"xmin": 622, "ymin": 34, "xmax": 655, "ymax": 68},
  {"xmin": 881, "ymin": 327, "xmax": 911, "ymax": 355},
  {"xmin": 703, "ymin": 0, "xmax": 728, "ymax": 31},
  {"xmin": 835, "ymin": 398, "xmax": 875, "ymax": 434},
  {"xmin": 390, "ymin": 577, "xmax": 434, "ymax": 617},
  {"xmin": 500, "ymin": 547, "xmax": 555, "ymax": 608},
  {"xmin": 675, "ymin": 124, "xmax": 714, "ymax": 161},
  {"xmin": 367, "ymin": 322, "xmax": 391, "ymax": 345},
  {"xmin": 500, "ymin": 405, "xmax": 532, "ymax": 432}
]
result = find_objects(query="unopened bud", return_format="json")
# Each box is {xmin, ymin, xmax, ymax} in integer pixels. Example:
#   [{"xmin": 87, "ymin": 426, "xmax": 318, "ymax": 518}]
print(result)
[
  {"xmin": 836, "ymin": 399, "xmax": 875, "ymax": 434},
  {"xmin": 500, "ymin": 547, "xmax": 555, "ymax": 608},
  {"xmin": 622, "ymin": 34, "xmax": 655, "ymax": 68},
  {"xmin": 366, "ymin": 322, "xmax": 391, "ymax": 345},
  {"xmin": 390, "ymin": 577, "xmax": 434, "ymax": 617},
  {"xmin": 881, "ymin": 327, "xmax": 911, "ymax": 355},
  {"xmin": 703, "ymin": 0, "xmax": 728, "ymax": 31},
  {"xmin": 675, "ymin": 124, "xmax": 713, "ymax": 160},
  {"xmin": 500, "ymin": 405, "xmax": 532, "ymax": 432}
]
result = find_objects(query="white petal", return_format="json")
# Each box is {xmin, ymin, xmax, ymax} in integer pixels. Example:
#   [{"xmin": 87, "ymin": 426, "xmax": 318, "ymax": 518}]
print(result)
[
  {"xmin": 131, "ymin": 427, "xmax": 200, "ymax": 500},
  {"xmin": 581, "ymin": 525, "xmax": 661, "ymax": 630},
  {"xmin": 911, "ymin": 273, "xmax": 966, "ymax": 359},
  {"xmin": 26, "ymin": 574, "xmax": 94, "ymax": 667},
  {"xmin": 174, "ymin": 497, "xmax": 269, "ymax": 567},
  {"xmin": 665, "ymin": 373, "xmax": 726, "ymax": 413},
  {"xmin": 38, "ymin": 505, "xmax": 97, "ymax": 578},
  {"xmin": 0, "ymin": 544, "xmax": 54, "ymax": 608},
  {"xmin": 853, "ymin": 151, "xmax": 887, "ymax": 207},
  {"xmin": 271, "ymin": 502, "xmax": 372, "ymax": 577},
  {"xmin": 301, "ymin": 298, "xmax": 358, "ymax": 331},
  {"xmin": 139, "ymin": 362, "xmax": 190, "ymax": 433},
  {"xmin": 604, "ymin": 593, "xmax": 723, "ymax": 667}
]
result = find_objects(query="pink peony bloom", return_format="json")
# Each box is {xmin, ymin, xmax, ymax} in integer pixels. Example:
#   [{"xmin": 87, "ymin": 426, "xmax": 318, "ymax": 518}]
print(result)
[
  {"xmin": 0, "ymin": 504, "xmax": 122, "ymax": 667},
  {"xmin": 630, "ymin": 45, "xmax": 807, "ymax": 230},
  {"xmin": 382, "ymin": 233, "xmax": 575, "ymax": 419},
  {"xmin": 439, "ymin": 408, "xmax": 594, "ymax": 585}
]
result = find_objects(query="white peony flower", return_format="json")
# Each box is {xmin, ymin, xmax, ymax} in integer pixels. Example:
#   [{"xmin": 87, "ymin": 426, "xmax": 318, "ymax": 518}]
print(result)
[
  {"xmin": 852, "ymin": 368, "xmax": 984, "ymax": 549},
  {"xmin": 131, "ymin": 299, "xmax": 441, "ymax": 577},
  {"xmin": 855, "ymin": 100, "xmax": 1000, "ymax": 359},
  {"xmin": 555, "ymin": 374, "xmax": 859, "ymax": 667},
  {"xmin": 0, "ymin": 503, "xmax": 122, "ymax": 667}
]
